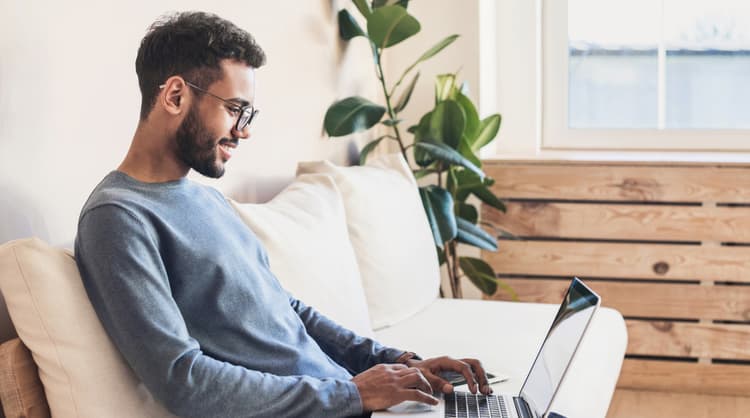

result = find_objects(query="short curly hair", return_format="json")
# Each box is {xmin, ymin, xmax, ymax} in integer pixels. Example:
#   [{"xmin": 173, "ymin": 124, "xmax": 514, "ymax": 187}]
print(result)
[{"xmin": 135, "ymin": 11, "xmax": 266, "ymax": 120}]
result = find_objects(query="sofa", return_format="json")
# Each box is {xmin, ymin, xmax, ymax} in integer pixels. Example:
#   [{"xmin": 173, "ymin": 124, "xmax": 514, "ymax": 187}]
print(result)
[{"xmin": 0, "ymin": 154, "xmax": 627, "ymax": 417}]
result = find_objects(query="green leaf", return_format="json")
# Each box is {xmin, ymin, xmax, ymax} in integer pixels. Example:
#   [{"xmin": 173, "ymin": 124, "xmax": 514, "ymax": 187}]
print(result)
[
  {"xmin": 393, "ymin": 72, "xmax": 419, "ymax": 114},
  {"xmin": 338, "ymin": 9, "xmax": 365, "ymax": 40},
  {"xmin": 372, "ymin": 0, "xmax": 408, "ymax": 9},
  {"xmin": 456, "ymin": 218, "xmax": 498, "ymax": 251},
  {"xmin": 458, "ymin": 257, "xmax": 498, "ymax": 295},
  {"xmin": 381, "ymin": 119, "xmax": 402, "ymax": 127},
  {"xmin": 471, "ymin": 114, "xmax": 502, "ymax": 152},
  {"xmin": 435, "ymin": 73, "xmax": 457, "ymax": 102},
  {"xmin": 472, "ymin": 185, "xmax": 506, "ymax": 212},
  {"xmin": 456, "ymin": 92, "xmax": 480, "ymax": 142},
  {"xmin": 458, "ymin": 136, "xmax": 481, "ymax": 168},
  {"xmin": 414, "ymin": 140, "xmax": 484, "ymax": 179},
  {"xmin": 413, "ymin": 113, "xmax": 435, "ymax": 167},
  {"xmin": 419, "ymin": 186, "xmax": 457, "ymax": 248},
  {"xmin": 456, "ymin": 202, "xmax": 478, "ymax": 224},
  {"xmin": 367, "ymin": 5, "xmax": 420, "ymax": 49},
  {"xmin": 359, "ymin": 136, "xmax": 386, "ymax": 165},
  {"xmin": 353, "ymin": 0, "xmax": 373, "ymax": 18},
  {"xmin": 324, "ymin": 96, "xmax": 386, "ymax": 137},
  {"xmin": 429, "ymin": 100, "xmax": 465, "ymax": 149},
  {"xmin": 496, "ymin": 280, "xmax": 519, "ymax": 301},
  {"xmin": 397, "ymin": 34, "xmax": 459, "ymax": 82},
  {"xmin": 417, "ymin": 35, "xmax": 459, "ymax": 68},
  {"xmin": 452, "ymin": 170, "xmax": 483, "ymax": 201}
]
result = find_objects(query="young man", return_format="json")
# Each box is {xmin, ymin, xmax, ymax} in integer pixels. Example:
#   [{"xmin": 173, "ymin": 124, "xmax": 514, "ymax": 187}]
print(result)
[{"xmin": 75, "ymin": 11, "xmax": 490, "ymax": 418}]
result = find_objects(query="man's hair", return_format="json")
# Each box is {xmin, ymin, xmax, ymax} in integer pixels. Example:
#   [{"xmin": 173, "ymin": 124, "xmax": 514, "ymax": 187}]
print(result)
[{"xmin": 135, "ymin": 11, "xmax": 266, "ymax": 120}]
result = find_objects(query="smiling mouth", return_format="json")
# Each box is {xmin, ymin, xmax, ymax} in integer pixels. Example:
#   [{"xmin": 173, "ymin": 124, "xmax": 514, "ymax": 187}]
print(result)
[{"xmin": 218, "ymin": 139, "xmax": 237, "ymax": 161}]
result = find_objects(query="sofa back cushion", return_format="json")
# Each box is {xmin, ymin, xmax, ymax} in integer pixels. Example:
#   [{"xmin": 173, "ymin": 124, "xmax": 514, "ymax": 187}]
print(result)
[
  {"xmin": 228, "ymin": 174, "xmax": 374, "ymax": 337},
  {"xmin": 0, "ymin": 238, "xmax": 175, "ymax": 418},
  {"xmin": 297, "ymin": 153, "xmax": 441, "ymax": 330}
]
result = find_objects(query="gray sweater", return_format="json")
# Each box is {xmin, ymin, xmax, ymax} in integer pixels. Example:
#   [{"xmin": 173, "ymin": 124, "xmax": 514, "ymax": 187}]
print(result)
[{"xmin": 75, "ymin": 171, "xmax": 404, "ymax": 418}]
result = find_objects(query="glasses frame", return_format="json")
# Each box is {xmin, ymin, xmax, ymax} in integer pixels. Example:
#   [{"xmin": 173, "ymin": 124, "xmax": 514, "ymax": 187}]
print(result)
[{"xmin": 159, "ymin": 80, "xmax": 258, "ymax": 131}]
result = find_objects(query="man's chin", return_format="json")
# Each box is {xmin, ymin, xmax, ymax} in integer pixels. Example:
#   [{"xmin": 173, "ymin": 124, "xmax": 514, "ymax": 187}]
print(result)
[{"xmin": 192, "ymin": 162, "xmax": 226, "ymax": 179}]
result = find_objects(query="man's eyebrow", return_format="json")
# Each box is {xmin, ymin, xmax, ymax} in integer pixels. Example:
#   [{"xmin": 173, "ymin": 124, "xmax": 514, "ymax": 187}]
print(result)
[{"xmin": 228, "ymin": 98, "xmax": 251, "ymax": 107}]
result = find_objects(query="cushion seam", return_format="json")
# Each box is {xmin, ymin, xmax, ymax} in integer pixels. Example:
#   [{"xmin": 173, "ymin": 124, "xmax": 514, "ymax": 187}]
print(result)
[{"xmin": 12, "ymin": 244, "xmax": 81, "ymax": 417}]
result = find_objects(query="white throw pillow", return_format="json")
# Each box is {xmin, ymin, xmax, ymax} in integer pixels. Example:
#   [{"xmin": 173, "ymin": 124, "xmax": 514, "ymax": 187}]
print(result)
[
  {"xmin": 229, "ymin": 174, "xmax": 374, "ymax": 338},
  {"xmin": 0, "ymin": 238, "xmax": 176, "ymax": 418},
  {"xmin": 297, "ymin": 154, "xmax": 440, "ymax": 330}
]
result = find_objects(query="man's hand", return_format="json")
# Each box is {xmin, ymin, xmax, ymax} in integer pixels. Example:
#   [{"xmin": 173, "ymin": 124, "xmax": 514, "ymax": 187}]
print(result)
[
  {"xmin": 352, "ymin": 363, "xmax": 439, "ymax": 411},
  {"xmin": 405, "ymin": 356, "xmax": 492, "ymax": 396}
]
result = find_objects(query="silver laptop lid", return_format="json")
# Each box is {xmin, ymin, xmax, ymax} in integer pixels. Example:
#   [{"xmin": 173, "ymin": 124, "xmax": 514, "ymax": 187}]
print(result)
[{"xmin": 518, "ymin": 278, "xmax": 601, "ymax": 418}]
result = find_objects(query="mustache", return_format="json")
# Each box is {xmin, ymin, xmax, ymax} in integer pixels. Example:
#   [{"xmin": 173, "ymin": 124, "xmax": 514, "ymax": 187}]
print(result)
[{"xmin": 219, "ymin": 138, "xmax": 239, "ymax": 147}]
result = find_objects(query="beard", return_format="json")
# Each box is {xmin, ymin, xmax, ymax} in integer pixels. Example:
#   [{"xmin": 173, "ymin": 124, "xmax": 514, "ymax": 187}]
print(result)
[{"xmin": 175, "ymin": 103, "xmax": 234, "ymax": 179}]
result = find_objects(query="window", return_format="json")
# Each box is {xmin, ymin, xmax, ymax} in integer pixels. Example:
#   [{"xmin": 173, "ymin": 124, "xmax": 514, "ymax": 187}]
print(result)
[{"xmin": 543, "ymin": 0, "xmax": 750, "ymax": 150}]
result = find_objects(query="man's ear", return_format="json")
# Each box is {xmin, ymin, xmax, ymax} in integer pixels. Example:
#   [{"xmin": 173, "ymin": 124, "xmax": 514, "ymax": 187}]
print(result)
[{"xmin": 160, "ymin": 76, "xmax": 189, "ymax": 116}]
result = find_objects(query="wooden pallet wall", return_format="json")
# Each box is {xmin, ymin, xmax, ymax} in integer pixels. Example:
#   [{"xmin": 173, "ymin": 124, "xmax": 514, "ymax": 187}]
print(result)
[{"xmin": 481, "ymin": 161, "xmax": 750, "ymax": 396}]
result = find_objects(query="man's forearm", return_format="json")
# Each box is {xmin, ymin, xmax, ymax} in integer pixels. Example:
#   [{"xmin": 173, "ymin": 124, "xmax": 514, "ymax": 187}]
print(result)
[{"xmin": 290, "ymin": 296, "xmax": 406, "ymax": 373}]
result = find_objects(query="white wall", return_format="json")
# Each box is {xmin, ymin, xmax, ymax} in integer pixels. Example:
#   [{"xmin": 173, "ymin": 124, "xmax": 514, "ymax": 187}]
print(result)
[{"xmin": 0, "ymin": 0, "xmax": 378, "ymax": 247}]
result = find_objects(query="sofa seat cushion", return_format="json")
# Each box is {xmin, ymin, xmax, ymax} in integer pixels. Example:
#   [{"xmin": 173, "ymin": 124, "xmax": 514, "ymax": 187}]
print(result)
[
  {"xmin": 228, "ymin": 174, "xmax": 374, "ymax": 338},
  {"xmin": 297, "ymin": 154, "xmax": 441, "ymax": 330},
  {"xmin": 373, "ymin": 298, "xmax": 627, "ymax": 418},
  {"xmin": 0, "ymin": 238, "xmax": 175, "ymax": 418}
]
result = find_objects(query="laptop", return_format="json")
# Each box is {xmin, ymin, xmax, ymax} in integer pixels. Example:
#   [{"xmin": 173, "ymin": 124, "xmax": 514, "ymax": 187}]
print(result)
[{"xmin": 373, "ymin": 277, "xmax": 600, "ymax": 418}]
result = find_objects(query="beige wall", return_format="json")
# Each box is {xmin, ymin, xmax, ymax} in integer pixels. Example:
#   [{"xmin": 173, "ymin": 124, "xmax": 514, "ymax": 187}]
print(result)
[{"xmin": 0, "ymin": 0, "xmax": 378, "ymax": 247}]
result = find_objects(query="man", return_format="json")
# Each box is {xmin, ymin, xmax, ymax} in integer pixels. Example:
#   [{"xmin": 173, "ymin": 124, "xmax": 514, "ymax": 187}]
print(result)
[{"xmin": 75, "ymin": 11, "xmax": 491, "ymax": 418}]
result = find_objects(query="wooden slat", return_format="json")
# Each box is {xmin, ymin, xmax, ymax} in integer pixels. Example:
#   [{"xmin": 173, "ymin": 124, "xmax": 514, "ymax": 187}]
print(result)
[
  {"xmin": 483, "ymin": 240, "xmax": 750, "ymax": 283},
  {"xmin": 484, "ymin": 162, "xmax": 750, "ymax": 203},
  {"xmin": 626, "ymin": 320, "xmax": 750, "ymax": 360},
  {"xmin": 490, "ymin": 279, "xmax": 750, "ymax": 321},
  {"xmin": 484, "ymin": 202, "xmax": 750, "ymax": 242},
  {"xmin": 607, "ymin": 389, "xmax": 750, "ymax": 418},
  {"xmin": 618, "ymin": 359, "xmax": 750, "ymax": 396}
]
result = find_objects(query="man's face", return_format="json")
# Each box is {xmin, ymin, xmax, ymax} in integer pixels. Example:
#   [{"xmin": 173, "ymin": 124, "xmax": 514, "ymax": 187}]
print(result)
[{"xmin": 175, "ymin": 61, "xmax": 256, "ymax": 178}]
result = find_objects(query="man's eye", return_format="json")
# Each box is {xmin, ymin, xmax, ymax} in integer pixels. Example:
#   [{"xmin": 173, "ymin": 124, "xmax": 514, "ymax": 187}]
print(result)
[{"xmin": 227, "ymin": 106, "xmax": 240, "ymax": 116}]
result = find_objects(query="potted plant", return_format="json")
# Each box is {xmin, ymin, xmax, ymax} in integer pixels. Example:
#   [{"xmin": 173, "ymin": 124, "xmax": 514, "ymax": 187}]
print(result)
[{"xmin": 323, "ymin": 0, "xmax": 513, "ymax": 299}]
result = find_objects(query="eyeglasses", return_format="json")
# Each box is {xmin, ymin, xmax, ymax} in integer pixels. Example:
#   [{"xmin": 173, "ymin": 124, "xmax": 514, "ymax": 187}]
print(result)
[{"xmin": 159, "ymin": 80, "xmax": 259, "ymax": 131}]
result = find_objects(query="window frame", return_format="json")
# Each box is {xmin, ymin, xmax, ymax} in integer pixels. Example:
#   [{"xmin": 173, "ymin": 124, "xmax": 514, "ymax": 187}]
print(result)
[
  {"xmin": 542, "ymin": 0, "xmax": 750, "ymax": 151},
  {"xmin": 480, "ymin": 0, "xmax": 750, "ymax": 159}
]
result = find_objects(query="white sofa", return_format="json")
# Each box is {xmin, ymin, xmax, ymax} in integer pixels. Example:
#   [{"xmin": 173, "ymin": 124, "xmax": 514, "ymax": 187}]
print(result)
[{"xmin": 0, "ymin": 154, "xmax": 627, "ymax": 417}]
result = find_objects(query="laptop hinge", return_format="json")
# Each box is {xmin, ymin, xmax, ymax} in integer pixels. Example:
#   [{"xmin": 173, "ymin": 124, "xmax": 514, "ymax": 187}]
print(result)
[{"xmin": 513, "ymin": 396, "xmax": 536, "ymax": 418}]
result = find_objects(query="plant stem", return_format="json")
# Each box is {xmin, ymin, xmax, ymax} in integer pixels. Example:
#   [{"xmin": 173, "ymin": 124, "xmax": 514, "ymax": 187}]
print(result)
[
  {"xmin": 373, "ymin": 47, "xmax": 409, "ymax": 163},
  {"xmin": 444, "ymin": 241, "xmax": 462, "ymax": 298}
]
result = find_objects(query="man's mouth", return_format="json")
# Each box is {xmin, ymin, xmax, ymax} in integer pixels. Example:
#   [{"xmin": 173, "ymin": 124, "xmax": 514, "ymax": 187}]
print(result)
[{"xmin": 218, "ymin": 138, "xmax": 238, "ymax": 161}]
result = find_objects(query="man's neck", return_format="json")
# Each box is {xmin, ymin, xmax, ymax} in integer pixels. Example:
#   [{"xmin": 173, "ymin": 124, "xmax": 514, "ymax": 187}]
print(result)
[{"xmin": 118, "ymin": 122, "xmax": 190, "ymax": 183}]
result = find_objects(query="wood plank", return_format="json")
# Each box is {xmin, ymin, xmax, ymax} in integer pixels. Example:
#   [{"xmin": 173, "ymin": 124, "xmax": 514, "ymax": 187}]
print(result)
[
  {"xmin": 483, "ymin": 240, "xmax": 750, "ymax": 283},
  {"xmin": 484, "ymin": 162, "xmax": 750, "ymax": 203},
  {"xmin": 626, "ymin": 320, "xmax": 750, "ymax": 360},
  {"xmin": 607, "ymin": 389, "xmax": 750, "ymax": 418},
  {"xmin": 483, "ymin": 202, "xmax": 750, "ymax": 242},
  {"xmin": 490, "ymin": 279, "xmax": 750, "ymax": 321},
  {"xmin": 618, "ymin": 359, "xmax": 750, "ymax": 396}
]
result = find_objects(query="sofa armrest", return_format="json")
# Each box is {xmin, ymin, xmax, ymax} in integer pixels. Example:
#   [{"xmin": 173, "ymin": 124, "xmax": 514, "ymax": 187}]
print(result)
[{"xmin": 0, "ymin": 338, "xmax": 50, "ymax": 418}]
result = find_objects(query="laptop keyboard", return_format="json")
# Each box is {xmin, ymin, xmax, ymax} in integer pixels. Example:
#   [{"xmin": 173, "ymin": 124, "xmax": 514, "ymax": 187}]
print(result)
[{"xmin": 444, "ymin": 392, "xmax": 510, "ymax": 418}]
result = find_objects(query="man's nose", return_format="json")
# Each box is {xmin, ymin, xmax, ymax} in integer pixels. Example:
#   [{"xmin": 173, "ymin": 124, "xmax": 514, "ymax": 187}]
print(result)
[{"xmin": 232, "ymin": 125, "xmax": 251, "ymax": 140}]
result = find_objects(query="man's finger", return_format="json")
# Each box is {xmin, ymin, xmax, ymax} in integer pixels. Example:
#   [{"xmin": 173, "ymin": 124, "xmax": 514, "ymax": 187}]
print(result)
[
  {"xmin": 399, "ymin": 368, "xmax": 433, "ymax": 394},
  {"xmin": 423, "ymin": 370, "xmax": 453, "ymax": 394},
  {"xmin": 445, "ymin": 360, "xmax": 478, "ymax": 393},
  {"xmin": 462, "ymin": 358, "xmax": 491, "ymax": 395}
]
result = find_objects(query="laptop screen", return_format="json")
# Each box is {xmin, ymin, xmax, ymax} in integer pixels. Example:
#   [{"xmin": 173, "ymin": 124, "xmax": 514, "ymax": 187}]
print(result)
[{"xmin": 518, "ymin": 278, "xmax": 600, "ymax": 417}]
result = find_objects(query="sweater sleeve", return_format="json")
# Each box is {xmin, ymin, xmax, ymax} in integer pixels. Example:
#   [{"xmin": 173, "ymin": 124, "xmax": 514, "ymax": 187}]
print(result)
[
  {"xmin": 75, "ymin": 205, "xmax": 363, "ymax": 418},
  {"xmin": 289, "ymin": 296, "xmax": 406, "ymax": 374}
]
